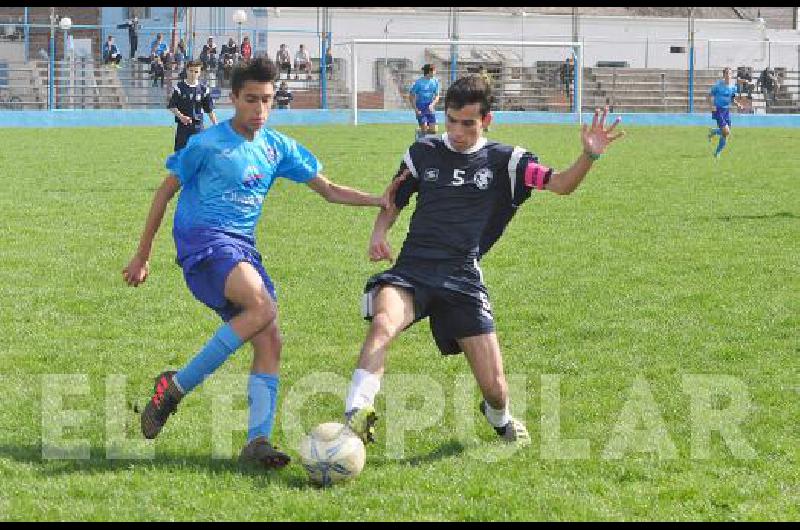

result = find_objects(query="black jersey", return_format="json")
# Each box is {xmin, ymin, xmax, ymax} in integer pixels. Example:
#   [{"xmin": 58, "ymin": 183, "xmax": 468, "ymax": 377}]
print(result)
[
  {"xmin": 393, "ymin": 134, "xmax": 551, "ymax": 263},
  {"xmin": 167, "ymin": 81, "xmax": 214, "ymax": 126}
]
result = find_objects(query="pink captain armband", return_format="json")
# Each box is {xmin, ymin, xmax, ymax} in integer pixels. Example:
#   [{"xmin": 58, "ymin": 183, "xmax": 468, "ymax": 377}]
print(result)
[{"xmin": 523, "ymin": 161, "xmax": 552, "ymax": 191}]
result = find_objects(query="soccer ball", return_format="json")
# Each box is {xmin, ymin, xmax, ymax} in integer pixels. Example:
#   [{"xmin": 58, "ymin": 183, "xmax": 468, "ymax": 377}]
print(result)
[{"xmin": 298, "ymin": 422, "xmax": 366, "ymax": 487}]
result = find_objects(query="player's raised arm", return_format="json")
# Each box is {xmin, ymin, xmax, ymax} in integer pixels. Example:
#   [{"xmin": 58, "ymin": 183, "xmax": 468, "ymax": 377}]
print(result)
[
  {"xmin": 122, "ymin": 174, "xmax": 181, "ymax": 286},
  {"xmin": 546, "ymin": 106, "xmax": 624, "ymax": 195}
]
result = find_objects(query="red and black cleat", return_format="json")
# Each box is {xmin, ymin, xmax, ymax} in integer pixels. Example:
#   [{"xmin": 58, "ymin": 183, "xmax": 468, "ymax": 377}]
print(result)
[{"xmin": 140, "ymin": 370, "xmax": 183, "ymax": 439}]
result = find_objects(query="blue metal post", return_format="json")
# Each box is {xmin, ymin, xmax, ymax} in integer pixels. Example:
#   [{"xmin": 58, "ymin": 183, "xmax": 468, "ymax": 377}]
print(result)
[
  {"xmin": 321, "ymin": 32, "xmax": 330, "ymax": 109},
  {"xmin": 572, "ymin": 49, "xmax": 579, "ymax": 115},
  {"xmin": 49, "ymin": 22, "xmax": 55, "ymax": 110},
  {"xmin": 24, "ymin": 7, "xmax": 29, "ymax": 63},
  {"xmin": 687, "ymin": 8, "xmax": 695, "ymax": 114},
  {"xmin": 688, "ymin": 46, "xmax": 695, "ymax": 113}
]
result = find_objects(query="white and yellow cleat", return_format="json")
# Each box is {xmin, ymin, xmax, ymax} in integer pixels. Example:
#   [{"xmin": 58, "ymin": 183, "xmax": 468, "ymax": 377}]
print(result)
[
  {"xmin": 480, "ymin": 401, "xmax": 531, "ymax": 447},
  {"xmin": 344, "ymin": 406, "xmax": 378, "ymax": 445}
]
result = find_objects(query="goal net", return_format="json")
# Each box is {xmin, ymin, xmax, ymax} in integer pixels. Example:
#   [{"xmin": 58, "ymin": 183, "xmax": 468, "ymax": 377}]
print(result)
[{"xmin": 337, "ymin": 38, "xmax": 584, "ymax": 125}]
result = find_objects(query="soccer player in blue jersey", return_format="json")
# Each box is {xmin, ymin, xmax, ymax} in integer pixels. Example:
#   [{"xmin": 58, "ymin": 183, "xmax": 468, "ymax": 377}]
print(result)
[
  {"xmin": 343, "ymin": 75, "xmax": 625, "ymax": 448},
  {"xmin": 123, "ymin": 58, "xmax": 398, "ymax": 469},
  {"xmin": 168, "ymin": 60, "xmax": 218, "ymax": 152},
  {"xmin": 409, "ymin": 64, "xmax": 441, "ymax": 140},
  {"xmin": 708, "ymin": 67, "xmax": 746, "ymax": 159}
]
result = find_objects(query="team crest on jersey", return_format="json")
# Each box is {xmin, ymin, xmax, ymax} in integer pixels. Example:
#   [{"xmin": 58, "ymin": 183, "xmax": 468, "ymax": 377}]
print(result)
[
  {"xmin": 474, "ymin": 167, "xmax": 493, "ymax": 190},
  {"xmin": 242, "ymin": 165, "xmax": 265, "ymax": 188},
  {"xmin": 264, "ymin": 145, "xmax": 278, "ymax": 163},
  {"xmin": 423, "ymin": 168, "xmax": 439, "ymax": 182}
]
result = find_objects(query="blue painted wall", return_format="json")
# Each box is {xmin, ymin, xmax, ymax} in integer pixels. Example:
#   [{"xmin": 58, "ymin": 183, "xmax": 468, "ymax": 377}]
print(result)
[{"xmin": 2, "ymin": 110, "xmax": 800, "ymax": 128}]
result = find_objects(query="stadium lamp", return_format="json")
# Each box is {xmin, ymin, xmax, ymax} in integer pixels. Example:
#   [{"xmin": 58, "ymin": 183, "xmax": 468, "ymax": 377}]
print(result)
[
  {"xmin": 58, "ymin": 16, "xmax": 72, "ymax": 31},
  {"xmin": 232, "ymin": 9, "xmax": 247, "ymax": 25},
  {"xmin": 233, "ymin": 10, "xmax": 247, "ymax": 46}
]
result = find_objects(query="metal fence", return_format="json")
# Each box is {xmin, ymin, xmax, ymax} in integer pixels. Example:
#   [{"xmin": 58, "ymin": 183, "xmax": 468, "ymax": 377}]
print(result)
[{"xmin": 1, "ymin": 20, "xmax": 799, "ymax": 114}]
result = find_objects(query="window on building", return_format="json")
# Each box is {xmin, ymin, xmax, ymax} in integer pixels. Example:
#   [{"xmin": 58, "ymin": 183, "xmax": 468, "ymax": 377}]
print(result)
[{"xmin": 125, "ymin": 7, "xmax": 152, "ymax": 20}]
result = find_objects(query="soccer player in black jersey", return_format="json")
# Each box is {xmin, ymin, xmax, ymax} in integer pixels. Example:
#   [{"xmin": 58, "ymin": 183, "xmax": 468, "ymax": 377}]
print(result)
[
  {"xmin": 168, "ymin": 60, "xmax": 218, "ymax": 152},
  {"xmin": 344, "ymin": 74, "xmax": 625, "ymax": 447}
]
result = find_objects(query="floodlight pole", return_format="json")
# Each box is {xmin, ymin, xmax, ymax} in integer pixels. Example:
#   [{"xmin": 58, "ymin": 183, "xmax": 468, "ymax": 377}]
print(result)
[
  {"xmin": 688, "ymin": 7, "xmax": 696, "ymax": 113},
  {"xmin": 351, "ymin": 40, "xmax": 358, "ymax": 125},
  {"xmin": 49, "ymin": 8, "xmax": 55, "ymax": 111}
]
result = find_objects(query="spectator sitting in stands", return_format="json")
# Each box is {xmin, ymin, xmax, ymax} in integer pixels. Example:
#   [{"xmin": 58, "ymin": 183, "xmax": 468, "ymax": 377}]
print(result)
[
  {"xmin": 200, "ymin": 37, "xmax": 218, "ymax": 72},
  {"xmin": 276, "ymin": 43, "xmax": 292, "ymax": 79},
  {"xmin": 240, "ymin": 36, "xmax": 252, "ymax": 63},
  {"xmin": 151, "ymin": 55, "xmax": 165, "ymax": 87},
  {"xmin": 758, "ymin": 67, "xmax": 780, "ymax": 104},
  {"xmin": 150, "ymin": 33, "xmax": 170, "ymax": 64},
  {"xmin": 220, "ymin": 38, "xmax": 239, "ymax": 81},
  {"xmin": 294, "ymin": 43, "xmax": 311, "ymax": 79},
  {"xmin": 736, "ymin": 66, "xmax": 754, "ymax": 98},
  {"xmin": 103, "ymin": 35, "xmax": 122, "ymax": 67},
  {"xmin": 275, "ymin": 81, "xmax": 294, "ymax": 109},
  {"xmin": 174, "ymin": 38, "xmax": 187, "ymax": 69}
]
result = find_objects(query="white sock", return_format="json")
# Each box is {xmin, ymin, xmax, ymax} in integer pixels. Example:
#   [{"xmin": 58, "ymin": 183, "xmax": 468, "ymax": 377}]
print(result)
[
  {"xmin": 483, "ymin": 400, "xmax": 511, "ymax": 429},
  {"xmin": 345, "ymin": 368, "xmax": 381, "ymax": 413}
]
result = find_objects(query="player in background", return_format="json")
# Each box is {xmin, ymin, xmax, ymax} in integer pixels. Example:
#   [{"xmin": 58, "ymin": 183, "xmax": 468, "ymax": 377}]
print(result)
[
  {"xmin": 124, "ymin": 58, "xmax": 399, "ymax": 469},
  {"xmin": 168, "ymin": 60, "xmax": 218, "ymax": 152},
  {"xmin": 707, "ymin": 67, "xmax": 746, "ymax": 159},
  {"xmin": 344, "ymin": 75, "xmax": 625, "ymax": 449},
  {"xmin": 409, "ymin": 63, "xmax": 441, "ymax": 141}
]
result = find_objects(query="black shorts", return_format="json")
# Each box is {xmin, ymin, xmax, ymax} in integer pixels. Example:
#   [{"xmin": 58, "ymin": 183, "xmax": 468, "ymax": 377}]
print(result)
[
  {"xmin": 361, "ymin": 260, "xmax": 495, "ymax": 355},
  {"xmin": 174, "ymin": 124, "xmax": 202, "ymax": 151}
]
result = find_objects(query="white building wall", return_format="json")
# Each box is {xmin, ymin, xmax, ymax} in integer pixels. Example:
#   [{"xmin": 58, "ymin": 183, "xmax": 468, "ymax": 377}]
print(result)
[{"xmin": 186, "ymin": 7, "xmax": 800, "ymax": 90}]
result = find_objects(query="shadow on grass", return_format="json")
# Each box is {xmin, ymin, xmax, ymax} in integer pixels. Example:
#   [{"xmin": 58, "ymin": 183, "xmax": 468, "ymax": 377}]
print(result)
[
  {"xmin": 365, "ymin": 439, "xmax": 467, "ymax": 468},
  {"xmin": 0, "ymin": 443, "xmax": 318, "ymax": 490},
  {"xmin": 0, "ymin": 440, "xmax": 472, "ymax": 489},
  {"xmin": 713, "ymin": 211, "xmax": 797, "ymax": 222}
]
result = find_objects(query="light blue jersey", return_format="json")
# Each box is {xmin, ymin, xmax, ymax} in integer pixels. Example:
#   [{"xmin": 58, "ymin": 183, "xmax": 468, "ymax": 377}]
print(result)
[
  {"xmin": 166, "ymin": 120, "xmax": 320, "ymax": 260},
  {"xmin": 709, "ymin": 80, "xmax": 738, "ymax": 109},
  {"xmin": 410, "ymin": 77, "xmax": 440, "ymax": 108}
]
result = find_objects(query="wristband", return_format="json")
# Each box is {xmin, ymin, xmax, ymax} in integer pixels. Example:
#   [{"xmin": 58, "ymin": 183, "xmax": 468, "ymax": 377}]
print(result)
[{"xmin": 584, "ymin": 150, "xmax": 602, "ymax": 161}]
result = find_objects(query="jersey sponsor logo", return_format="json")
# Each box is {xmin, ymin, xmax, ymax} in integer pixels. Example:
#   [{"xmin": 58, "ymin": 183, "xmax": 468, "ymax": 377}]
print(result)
[
  {"xmin": 423, "ymin": 167, "xmax": 439, "ymax": 182},
  {"xmin": 242, "ymin": 165, "xmax": 265, "ymax": 188},
  {"xmin": 474, "ymin": 167, "xmax": 493, "ymax": 190}
]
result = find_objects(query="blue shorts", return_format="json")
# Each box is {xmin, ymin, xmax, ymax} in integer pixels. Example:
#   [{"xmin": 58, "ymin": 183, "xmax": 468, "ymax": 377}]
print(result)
[
  {"xmin": 712, "ymin": 107, "xmax": 731, "ymax": 129},
  {"xmin": 181, "ymin": 243, "xmax": 276, "ymax": 322},
  {"xmin": 416, "ymin": 105, "xmax": 436, "ymax": 126},
  {"xmin": 361, "ymin": 260, "xmax": 495, "ymax": 355}
]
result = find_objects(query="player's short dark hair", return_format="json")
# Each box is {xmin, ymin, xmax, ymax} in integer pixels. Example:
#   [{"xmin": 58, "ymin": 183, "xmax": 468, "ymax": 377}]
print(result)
[
  {"xmin": 422, "ymin": 63, "xmax": 435, "ymax": 75},
  {"xmin": 444, "ymin": 74, "xmax": 493, "ymax": 117},
  {"xmin": 231, "ymin": 57, "xmax": 278, "ymax": 95},
  {"xmin": 186, "ymin": 60, "xmax": 202, "ymax": 69}
]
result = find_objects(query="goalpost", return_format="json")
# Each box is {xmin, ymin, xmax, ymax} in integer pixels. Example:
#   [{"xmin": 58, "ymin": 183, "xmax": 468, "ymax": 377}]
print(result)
[{"xmin": 347, "ymin": 38, "xmax": 584, "ymax": 126}]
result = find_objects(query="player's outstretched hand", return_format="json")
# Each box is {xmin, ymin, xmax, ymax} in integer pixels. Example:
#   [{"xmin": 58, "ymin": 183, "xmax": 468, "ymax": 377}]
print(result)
[
  {"xmin": 369, "ymin": 235, "xmax": 393, "ymax": 263},
  {"xmin": 380, "ymin": 168, "xmax": 410, "ymax": 211},
  {"xmin": 582, "ymin": 106, "xmax": 625, "ymax": 156},
  {"xmin": 122, "ymin": 254, "xmax": 150, "ymax": 287}
]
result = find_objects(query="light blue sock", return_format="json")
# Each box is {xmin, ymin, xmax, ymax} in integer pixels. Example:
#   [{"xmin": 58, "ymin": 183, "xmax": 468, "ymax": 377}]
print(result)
[
  {"xmin": 175, "ymin": 323, "xmax": 244, "ymax": 394},
  {"xmin": 247, "ymin": 373, "xmax": 279, "ymax": 442},
  {"xmin": 715, "ymin": 136, "xmax": 727, "ymax": 156}
]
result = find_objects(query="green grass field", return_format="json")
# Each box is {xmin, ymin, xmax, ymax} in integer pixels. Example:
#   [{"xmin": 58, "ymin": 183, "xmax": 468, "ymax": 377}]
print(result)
[{"xmin": 0, "ymin": 123, "xmax": 797, "ymax": 521}]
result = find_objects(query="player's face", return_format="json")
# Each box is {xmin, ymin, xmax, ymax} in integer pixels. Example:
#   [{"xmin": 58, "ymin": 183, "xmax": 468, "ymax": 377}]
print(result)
[
  {"xmin": 445, "ymin": 103, "xmax": 492, "ymax": 152},
  {"xmin": 186, "ymin": 66, "xmax": 201, "ymax": 84},
  {"xmin": 231, "ymin": 80, "xmax": 275, "ymax": 135}
]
